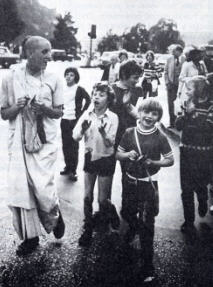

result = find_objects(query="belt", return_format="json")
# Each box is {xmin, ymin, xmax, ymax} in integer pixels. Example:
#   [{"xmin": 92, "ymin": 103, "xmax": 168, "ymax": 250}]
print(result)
[
  {"xmin": 181, "ymin": 144, "xmax": 213, "ymax": 151},
  {"xmin": 126, "ymin": 172, "xmax": 148, "ymax": 182}
]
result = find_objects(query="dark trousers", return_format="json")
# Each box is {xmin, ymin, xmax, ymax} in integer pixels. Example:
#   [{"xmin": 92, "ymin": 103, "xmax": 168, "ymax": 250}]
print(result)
[
  {"xmin": 167, "ymin": 84, "xmax": 178, "ymax": 126},
  {"xmin": 180, "ymin": 148, "xmax": 211, "ymax": 223},
  {"xmin": 61, "ymin": 119, "xmax": 79, "ymax": 173},
  {"xmin": 121, "ymin": 175, "xmax": 159, "ymax": 266}
]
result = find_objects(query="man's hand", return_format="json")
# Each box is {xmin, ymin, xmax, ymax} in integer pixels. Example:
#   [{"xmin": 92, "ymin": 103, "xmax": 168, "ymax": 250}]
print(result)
[
  {"xmin": 81, "ymin": 119, "xmax": 91, "ymax": 134},
  {"xmin": 127, "ymin": 150, "xmax": 139, "ymax": 161},
  {"xmin": 16, "ymin": 96, "xmax": 29, "ymax": 110},
  {"xmin": 31, "ymin": 99, "xmax": 45, "ymax": 115}
]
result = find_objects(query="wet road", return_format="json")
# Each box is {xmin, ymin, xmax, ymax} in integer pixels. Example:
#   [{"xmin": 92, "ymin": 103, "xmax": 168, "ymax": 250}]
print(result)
[{"xmin": 0, "ymin": 62, "xmax": 213, "ymax": 287}]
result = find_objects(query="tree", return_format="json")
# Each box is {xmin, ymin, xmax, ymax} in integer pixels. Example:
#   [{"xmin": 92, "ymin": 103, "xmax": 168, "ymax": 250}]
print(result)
[
  {"xmin": 122, "ymin": 23, "xmax": 149, "ymax": 53},
  {"xmin": 51, "ymin": 12, "xmax": 79, "ymax": 56},
  {"xmin": 97, "ymin": 30, "xmax": 120, "ymax": 54},
  {"xmin": 149, "ymin": 18, "xmax": 184, "ymax": 53},
  {"xmin": 0, "ymin": 0, "xmax": 24, "ymax": 45}
]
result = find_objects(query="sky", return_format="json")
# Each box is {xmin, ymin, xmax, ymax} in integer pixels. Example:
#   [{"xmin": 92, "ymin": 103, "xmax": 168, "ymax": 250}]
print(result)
[{"xmin": 39, "ymin": 0, "xmax": 213, "ymax": 48}]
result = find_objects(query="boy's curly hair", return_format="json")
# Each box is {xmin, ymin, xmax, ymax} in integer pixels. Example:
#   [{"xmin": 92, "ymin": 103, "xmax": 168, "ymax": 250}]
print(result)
[{"xmin": 92, "ymin": 81, "xmax": 115, "ymax": 107}]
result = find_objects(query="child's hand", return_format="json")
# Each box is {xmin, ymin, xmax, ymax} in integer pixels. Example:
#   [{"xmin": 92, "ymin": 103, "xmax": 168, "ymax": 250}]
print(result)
[
  {"xmin": 144, "ymin": 158, "xmax": 155, "ymax": 167},
  {"xmin": 122, "ymin": 91, "xmax": 131, "ymax": 106},
  {"xmin": 185, "ymin": 101, "xmax": 195, "ymax": 114},
  {"xmin": 98, "ymin": 118, "xmax": 107, "ymax": 135},
  {"xmin": 127, "ymin": 150, "xmax": 139, "ymax": 161},
  {"xmin": 81, "ymin": 119, "xmax": 91, "ymax": 134}
]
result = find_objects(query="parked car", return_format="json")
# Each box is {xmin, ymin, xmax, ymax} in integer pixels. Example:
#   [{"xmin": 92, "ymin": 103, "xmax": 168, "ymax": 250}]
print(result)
[
  {"xmin": 0, "ymin": 46, "xmax": 20, "ymax": 68},
  {"xmin": 51, "ymin": 49, "xmax": 73, "ymax": 61}
]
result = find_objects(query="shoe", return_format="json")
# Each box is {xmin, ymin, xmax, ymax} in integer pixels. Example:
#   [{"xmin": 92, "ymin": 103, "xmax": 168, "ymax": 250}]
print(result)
[
  {"xmin": 209, "ymin": 205, "xmax": 213, "ymax": 216},
  {"xmin": 60, "ymin": 167, "xmax": 70, "ymax": 175},
  {"xmin": 109, "ymin": 204, "xmax": 120, "ymax": 230},
  {"xmin": 53, "ymin": 210, "xmax": 65, "ymax": 239},
  {"xmin": 79, "ymin": 226, "xmax": 93, "ymax": 247},
  {"xmin": 140, "ymin": 263, "xmax": 155, "ymax": 283},
  {"xmin": 180, "ymin": 222, "xmax": 196, "ymax": 233},
  {"xmin": 198, "ymin": 200, "xmax": 208, "ymax": 217},
  {"xmin": 69, "ymin": 172, "xmax": 78, "ymax": 182},
  {"xmin": 16, "ymin": 237, "xmax": 39, "ymax": 256}
]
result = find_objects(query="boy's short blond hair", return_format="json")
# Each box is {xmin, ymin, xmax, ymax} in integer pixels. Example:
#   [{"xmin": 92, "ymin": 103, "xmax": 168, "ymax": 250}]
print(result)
[
  {"xmin": 187, "ymin": 75, "xmax": 209, "ymax": 92},
  {"xmin": 138, "ymin": 99, "xmax": 163, "ymax": 121}
]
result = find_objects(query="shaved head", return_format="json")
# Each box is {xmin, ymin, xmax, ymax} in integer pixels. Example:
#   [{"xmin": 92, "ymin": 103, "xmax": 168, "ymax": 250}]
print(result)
[
  {"xmin": 24, "ymin": 36, "xmax": 52, "ymax": 73},
  {"xmin": 25, "ymin": 36, "xmax": 51, "ymax": 56}
]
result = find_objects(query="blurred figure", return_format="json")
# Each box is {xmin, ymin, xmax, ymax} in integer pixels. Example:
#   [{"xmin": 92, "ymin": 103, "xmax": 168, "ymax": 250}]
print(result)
[
  {"xmin": 119, "ymin": 50, "xmax": 128, "ymax": 63},
  {"xmin": 175, "ymin": 76, "xmax": 213, "ymax": 236},
  {"xmin": 178, "ymin": 47, "xmax": 208, "ymax": 106},
  {"xmin": 142, "ymin": 50, "xmax": 163, "ymax": 98},
  {"xmin": 101, "ymin": 54, "xmax": 120, "ymax": 83},
  {"xmin": 164, "ymin": 45, "xmax": 184, "ymax": 127}
]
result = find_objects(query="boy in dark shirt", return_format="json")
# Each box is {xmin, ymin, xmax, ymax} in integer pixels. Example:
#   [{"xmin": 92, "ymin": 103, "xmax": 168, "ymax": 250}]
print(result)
[
  {"xmin": 110, "ymin": 60, "xmax": 143, "ymax": 148},
  {"xmin": 116, "ymin": 99, "xmax": 174, "ymax": 282},
  {"xmin": 176, "ymin": 75, "xmax": 213, "ymax": 233}
]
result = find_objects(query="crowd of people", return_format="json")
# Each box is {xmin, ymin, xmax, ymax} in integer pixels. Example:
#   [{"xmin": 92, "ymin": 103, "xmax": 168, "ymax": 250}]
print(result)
[{"xmin": 1, "ymin": 35, "xmax": 213, "ymax": 283}]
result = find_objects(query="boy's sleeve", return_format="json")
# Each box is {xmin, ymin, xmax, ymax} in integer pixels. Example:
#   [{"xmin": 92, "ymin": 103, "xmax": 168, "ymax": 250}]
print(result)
[
  {"xmin": 117, "ymin": 129, "xmax": 130, "ymax": 152},
  {"xmin": 159, "ymin": 134, "xmax": 173, "ymax": 158},
  {"xmin": 72, "ymin": 111, "xmax": 88, "ymax": 141}
]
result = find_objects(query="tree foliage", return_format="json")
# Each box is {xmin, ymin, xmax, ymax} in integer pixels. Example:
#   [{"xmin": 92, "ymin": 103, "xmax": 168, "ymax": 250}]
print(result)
[
  {"xmin": 122, "ymin": 23, "xmax": 149, "ymax": 53},
  {"xmin": 0, "ymin": 0, "xmax": 24, "ymax": 44},
  {"xmin": 149, "ymin": 18, "xmax": 184, "ymax": 53},
  {"xmin": 51, "ymin": 12, "xmax": 79, "ymax": 56},
  {"xmin": 16, "ymin": 0, "xmax": 56, "ymax": 41},
  {"xmin": 97, "ymin": 31, "xmax": 120, "ymax": 54},
  {"xmin": 98, "ymin": 19, "xmax": 184, "ymax": 54}
]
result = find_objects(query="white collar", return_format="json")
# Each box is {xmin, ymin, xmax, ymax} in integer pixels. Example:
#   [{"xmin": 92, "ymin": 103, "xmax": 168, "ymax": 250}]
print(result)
[{"xmin": 136, "ymin": 120, "xmax": 157, "ymax": 135}]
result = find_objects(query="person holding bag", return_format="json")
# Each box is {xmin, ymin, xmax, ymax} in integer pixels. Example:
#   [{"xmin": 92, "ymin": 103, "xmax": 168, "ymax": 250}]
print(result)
[
  {"xmin": 0, "ymin": 36, "xmax": 65, "ymax": 256},
  {"xmin": 116, "ymin": 98, "xmax": 174, "ymax": 283}
]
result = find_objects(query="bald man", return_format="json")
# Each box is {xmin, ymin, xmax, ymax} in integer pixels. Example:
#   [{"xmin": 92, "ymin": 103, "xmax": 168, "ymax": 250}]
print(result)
[{"xmin": 0, "ymin": 36, "xmax": 65, "ymax": 256}]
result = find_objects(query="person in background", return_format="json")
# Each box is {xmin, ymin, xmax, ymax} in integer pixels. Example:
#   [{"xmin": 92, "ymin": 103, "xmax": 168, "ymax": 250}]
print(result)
[
  {"xmin": 101, "ymin": 55, "xmax": 120, "ymax": 84},
  {"xmin": 164, "ymin": 45, "xmax": 184, "ymax": 128},
  {"xmin": 175, "ymin": 76, "xmax": 213, "ymax": 236},
  {"xmin": 0, "ymin": 36, "xmax": 65, "ymax": 256},
  {"xmin": 116, "ymin": 99, "xmax": 174, "ymax": 283},
  {"xmin": 142, "ymin": 50, "xmax": 163, "ymax": 98},
  {"xmin": 60, "ymin": 67, "xmax": 91, "ymax": 181},
  {"xmin": 177, "ymin": 48, "xmax": 208, "ymax": 106},
  {"xmin": 119, "ymin": 50, "xmax": 128, "ymax": 64},
  {"xmin": 73, "ymin": 82, "xmax": 119, "ymax": 247},
  {"xmin": 110, "ymin": 60, "xmax": 143, "ymax": 149}
]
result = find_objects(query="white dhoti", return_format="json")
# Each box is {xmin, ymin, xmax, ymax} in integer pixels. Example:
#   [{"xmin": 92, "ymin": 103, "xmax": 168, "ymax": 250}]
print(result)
[{"xmin": 1, "ymin": 64, "xmax": 63, "ymax": 240}]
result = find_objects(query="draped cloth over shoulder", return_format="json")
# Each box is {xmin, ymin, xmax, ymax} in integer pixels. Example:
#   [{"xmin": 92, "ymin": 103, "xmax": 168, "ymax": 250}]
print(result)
[{"xmin": 0, "ymin": 64, "xmax": 63, "ymax": 239}]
